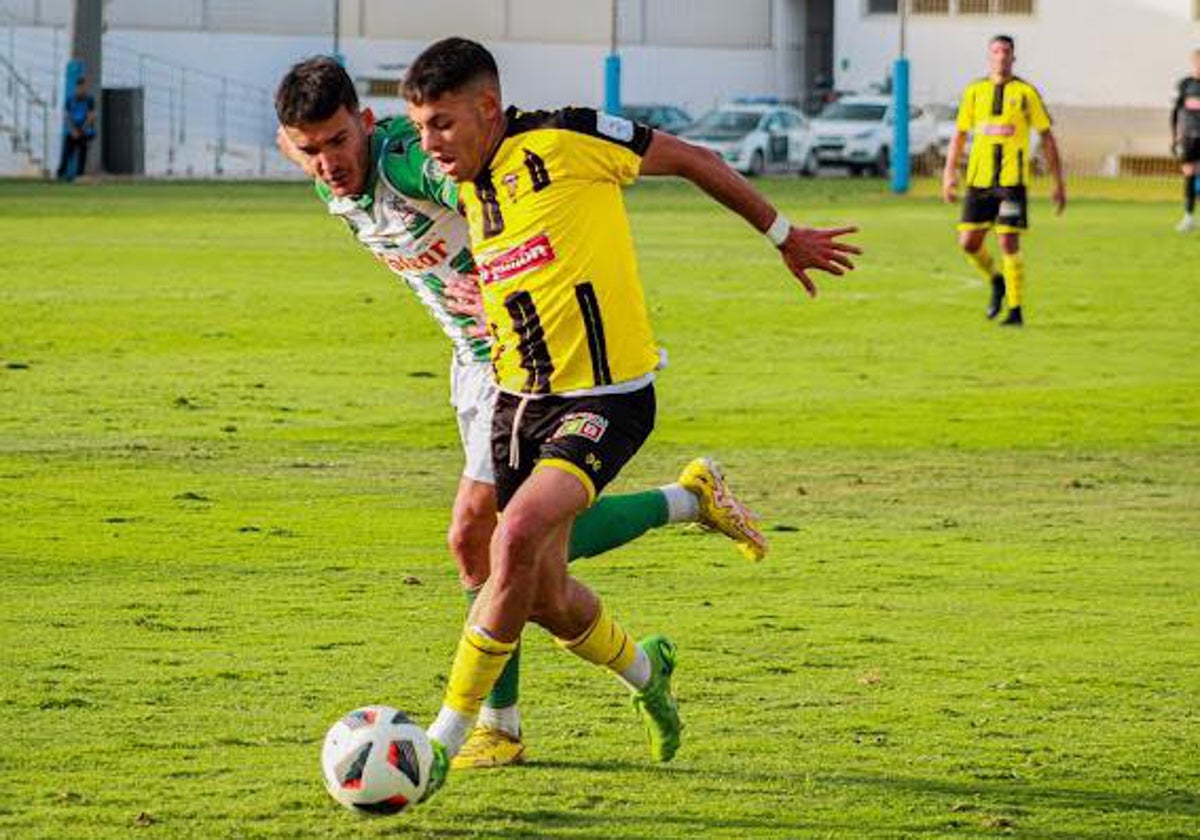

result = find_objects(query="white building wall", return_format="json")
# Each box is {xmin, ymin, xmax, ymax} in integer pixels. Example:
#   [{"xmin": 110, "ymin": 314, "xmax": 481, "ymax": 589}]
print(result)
[{"xmin": 833, "ymin": 0, "xmax": 1200, "ymax": 108}]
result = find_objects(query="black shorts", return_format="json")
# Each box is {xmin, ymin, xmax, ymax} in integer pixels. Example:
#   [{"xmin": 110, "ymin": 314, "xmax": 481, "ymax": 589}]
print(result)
[
  {"xmin": 1178, "ymin": 137, "xmax": 1200, "ymax": 164},
  {"xmin": 959, "ymin": 186, "xmax": 1029, "ymax": 233},
  {"xmin": 491, "ymin": 385, "xmax": 656, "ymax": 511}
]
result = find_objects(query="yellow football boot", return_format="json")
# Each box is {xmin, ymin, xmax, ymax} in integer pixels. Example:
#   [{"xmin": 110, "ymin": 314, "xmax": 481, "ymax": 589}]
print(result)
[
  {"xmin": 450, "ymin": 727, "xmax": 526, "ymax": 770},
  {"xmin": 678, "ymin": 457, "xmax": 767, "ymax": 561}
]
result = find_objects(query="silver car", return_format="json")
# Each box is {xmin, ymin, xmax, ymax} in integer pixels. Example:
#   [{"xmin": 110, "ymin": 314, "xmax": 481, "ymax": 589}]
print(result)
[{"xmin": 680, "ymin": 103, "xmax": 816, "ymax": 177}]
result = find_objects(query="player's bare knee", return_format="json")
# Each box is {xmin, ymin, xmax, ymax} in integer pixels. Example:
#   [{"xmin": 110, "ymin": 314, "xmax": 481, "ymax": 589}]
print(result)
[
  {"xmin": 447, "ymin": 520, "xmax": 490, "ymax": 587},
  {"xmin": 490, "ymin": 511, "xmax": 546, "ymax": 575}
]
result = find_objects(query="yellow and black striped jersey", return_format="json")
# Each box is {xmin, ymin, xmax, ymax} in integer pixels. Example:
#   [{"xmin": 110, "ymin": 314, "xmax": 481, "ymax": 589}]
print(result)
[
  {"xmin": 458, "ymin": 106, "xmax": 659, "ymax": 396},
  {"xmin": 956, "ymin": 76, "xmax": 1052, "ymax": 189}
]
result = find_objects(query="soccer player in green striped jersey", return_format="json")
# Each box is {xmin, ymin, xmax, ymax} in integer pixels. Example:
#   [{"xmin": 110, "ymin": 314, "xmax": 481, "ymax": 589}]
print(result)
[{"xmin": 274, "ymin": 57, "xmax": 766, "ymax": 770}]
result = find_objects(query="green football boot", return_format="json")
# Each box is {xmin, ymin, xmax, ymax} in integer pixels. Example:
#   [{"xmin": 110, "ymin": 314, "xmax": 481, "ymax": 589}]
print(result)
[
  {"xmin": 630, "ymin": 635, "xmax": 682, "ymax": 762},
  {"xmin": 419, "ymin": 738, "xmax": 450, "ymax": 804}
]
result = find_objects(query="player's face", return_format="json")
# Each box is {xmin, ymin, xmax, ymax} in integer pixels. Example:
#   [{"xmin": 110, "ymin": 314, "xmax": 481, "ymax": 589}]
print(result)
[
  {"xmin": 988, "ymin": 40, "xmax": 1015, "ymax": 79},
  {"xmin": 283, "ymin": 106, "xmax": 374, "ymax": 197},
  {"xmin": 1192, "ymin": 51, "xmax": 1200, "ymax": 77},
  {"xmin": 409, "ymin": 84, "xmax": 501, "ymax": 182}
]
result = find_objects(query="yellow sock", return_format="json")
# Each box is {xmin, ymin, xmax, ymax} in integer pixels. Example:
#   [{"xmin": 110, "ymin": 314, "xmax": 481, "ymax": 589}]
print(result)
[
  {"xmin": 964, "ymin": 244, "xmax": 997, "ymax": 281},
  {"xmin": 443, "ymin": 625, "xmax": 518, "ymax": 717},
  {"xmin": 555, "ymin": 601, "xmax": 638, "ymax": 675},
  {"xmin": 1001, "ymin": 252, "xmax": 1025, "ymax": 308}
]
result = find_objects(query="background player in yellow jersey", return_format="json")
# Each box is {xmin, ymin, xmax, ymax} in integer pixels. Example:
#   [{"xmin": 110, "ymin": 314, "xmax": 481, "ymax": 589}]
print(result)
[
  {"xmin": 400, "ymin": 37, "xmax": 861, "ymax": 801},
  {"xmin": 942, "ymin": 35, "xmax": 1066, "ymax": 327}
]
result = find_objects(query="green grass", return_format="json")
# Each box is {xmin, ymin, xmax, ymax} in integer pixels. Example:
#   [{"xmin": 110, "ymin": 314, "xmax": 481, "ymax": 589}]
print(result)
[{"xmin": 0, "ymin": 177, "xmax": 1197, "ymax": 839}]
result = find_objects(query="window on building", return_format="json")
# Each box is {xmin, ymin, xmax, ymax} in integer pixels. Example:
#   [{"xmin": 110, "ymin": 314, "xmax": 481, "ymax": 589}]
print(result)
[
  {"xmin": 957, "ymin": 0, "xmax": 991, "ymax": 13},
  {"xmin": 995, "ymin": 0, "xmax": 1035, "ymax": 13},
  {"xmin": 867, "ymin": 0, "xmax": 899, "ymax": 13},
  {"xmin": 911, "ymin": 0, "xmax": 950, "ymax": 12}
]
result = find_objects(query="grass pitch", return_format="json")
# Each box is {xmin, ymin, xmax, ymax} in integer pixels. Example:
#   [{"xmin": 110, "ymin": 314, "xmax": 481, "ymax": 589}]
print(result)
[{"xmin": 0, "ymin": 177, "xmax": 1197, "ymax": 839}]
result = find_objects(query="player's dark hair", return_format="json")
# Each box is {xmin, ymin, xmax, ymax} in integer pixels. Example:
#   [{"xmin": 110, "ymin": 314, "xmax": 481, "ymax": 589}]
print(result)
[
  {"xmin": 275, "ymin": 56, "xmax": 358, "ymax": 126},
  {"xmin": 402, "ymin": 37, "xmax": 500, "ymax": 106},
  {"xmin": 991, "ymin": 34, "xmax": 1015, "ymax": 49}
]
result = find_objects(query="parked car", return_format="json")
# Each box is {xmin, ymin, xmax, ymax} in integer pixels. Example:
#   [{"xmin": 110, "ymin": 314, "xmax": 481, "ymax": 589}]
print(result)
[
  {"xmin": 620, "ymin": 104, "xmax": 693, "ymax": 135},
  {"xmin": 680, "ymin": 103, "xmax": 816, "ymax": 177},
  {"xmin": 810, "ymin": 94, "xmax": 940, "ymax": 176},
  {"xmin": 927, "ymin": 103, "xmax": 959, "ymax": 161}
]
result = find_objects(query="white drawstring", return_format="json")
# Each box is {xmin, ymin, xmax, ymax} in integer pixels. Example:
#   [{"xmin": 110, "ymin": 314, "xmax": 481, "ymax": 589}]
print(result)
[{"xmin": 508, "ymin": 395, "xmax": 531, "ymax": 470}]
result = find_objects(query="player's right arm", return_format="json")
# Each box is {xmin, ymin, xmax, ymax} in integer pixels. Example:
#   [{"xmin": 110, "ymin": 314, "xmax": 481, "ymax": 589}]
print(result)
[
  {"xmin": 639, "ymin": 130, "xmax": 860, "ymax": 297},
  {"xmin": 941, "ymin": 131, "xmax": 968, "ymax": 204},
  {"xmin": 943, "ymin": 87, "xmax": 974, "ymax": 204},
  {"xmin": 1172, "ymin": 79, "xmax": 1185, "ymax": 148}
]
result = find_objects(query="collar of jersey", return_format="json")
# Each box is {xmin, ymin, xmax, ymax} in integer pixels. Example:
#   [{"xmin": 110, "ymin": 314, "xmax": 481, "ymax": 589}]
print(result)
[{"xmin": 474, "ymin": 106, "xmax": 521, "ymax": 181}]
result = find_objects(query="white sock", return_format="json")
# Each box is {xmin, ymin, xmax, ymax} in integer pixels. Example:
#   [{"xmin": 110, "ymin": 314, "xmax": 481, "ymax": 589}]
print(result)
[
  {"xmin": 478, "ymin": 704, "xmax": 521, "ymax": 738},
  {"xmin": 618, "ymin": 646, "xmax": 652, "ymax": 691},
  {"xmin": 659, "ymin": 483, "xmax": 700, "ymax": 524},
  {"xmin": 427, "ymin": 705, "xmax": 475, "ymax": 758}
]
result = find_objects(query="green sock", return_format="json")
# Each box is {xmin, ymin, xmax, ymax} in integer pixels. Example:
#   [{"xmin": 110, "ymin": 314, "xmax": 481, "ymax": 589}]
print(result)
[
  {"xmin": 465, "ymin": 587, "xmax": 521, "ymax": 710},
  {"xmin": 568, "ymin": 490, "xmax": 669, "ymax": 561}
]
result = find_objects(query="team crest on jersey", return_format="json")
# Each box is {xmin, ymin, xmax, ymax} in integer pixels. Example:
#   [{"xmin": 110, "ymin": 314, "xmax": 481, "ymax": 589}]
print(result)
[
  {"xmin": 478, "ymin": 233, "xmax": 556, "ymax": 284},
  {"xmin": 502, "ymin": 172, "xmax": 520, "ymax": 201},
  {"xmin": 553, "ymin": 412, "xmax": 608, "ymax": 443}
]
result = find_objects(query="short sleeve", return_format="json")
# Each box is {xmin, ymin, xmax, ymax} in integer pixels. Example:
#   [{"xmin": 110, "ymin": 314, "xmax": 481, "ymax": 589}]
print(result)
[
  {"xmin": 1026, "ymin": 86, "xmax": 1052, "ymax": 133},
  {"xmin": 955, "ymin": 87, "xmax": 973, "ymax": 132},
  {"xmin": 510, "ymin": 106, "xmax": 653, "ymax": 186}
]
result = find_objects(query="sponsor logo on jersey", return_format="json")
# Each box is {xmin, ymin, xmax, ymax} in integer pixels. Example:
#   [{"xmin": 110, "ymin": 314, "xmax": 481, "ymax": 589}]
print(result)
[
  {"xmin": 379, "ymin": 238, "xmax": 451, "ymax": 272},
  {"xmin": 553, "ymin": 412, "xmax": 608, "ymax": 443},
  {"xmin": 478, "ymin": 233, "xmax": 556, "ymax": 284},
  {"xmin": 597, "ymin": 112, "xmax": 635, "ymax": 143},
  {"xmin": 980, "ymin": 123, "xmax": 1016, "ymax": 137},
  {"xmin": 1186, "ymin": 97, "xmax": 1200, "ymax": 111}
]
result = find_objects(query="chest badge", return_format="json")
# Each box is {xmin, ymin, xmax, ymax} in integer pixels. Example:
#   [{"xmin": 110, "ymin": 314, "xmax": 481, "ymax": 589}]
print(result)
[{"xmin": 502, "ymin": 172, "xmax": 520, "ymax": 202}]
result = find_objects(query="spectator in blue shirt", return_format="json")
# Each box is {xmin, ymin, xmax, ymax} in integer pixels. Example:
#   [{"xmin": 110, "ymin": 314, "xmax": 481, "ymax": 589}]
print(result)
[{"xmin": 56, "ymin": 76, "xmax": 96, "ymax": 181}]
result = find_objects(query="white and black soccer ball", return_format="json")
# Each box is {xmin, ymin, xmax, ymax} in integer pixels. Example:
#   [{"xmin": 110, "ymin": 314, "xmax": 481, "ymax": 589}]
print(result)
[{"xmin": 321, "ymin": 705, "xmax": 432, "ymax": 816}]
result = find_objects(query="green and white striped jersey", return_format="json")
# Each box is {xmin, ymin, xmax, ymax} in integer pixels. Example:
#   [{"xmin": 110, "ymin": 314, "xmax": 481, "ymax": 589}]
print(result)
[{"xmin": 316, "ymin": 116, "xmax": 491, "ymax": 364}]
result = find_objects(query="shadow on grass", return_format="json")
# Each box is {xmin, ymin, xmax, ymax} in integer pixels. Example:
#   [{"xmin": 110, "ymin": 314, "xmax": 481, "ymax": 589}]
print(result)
[{"xmin": 827, "ymin": 770, "xmax": 1199, "ymax": 819}]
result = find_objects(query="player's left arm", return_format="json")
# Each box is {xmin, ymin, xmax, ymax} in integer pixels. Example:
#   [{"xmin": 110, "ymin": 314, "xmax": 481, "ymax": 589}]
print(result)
[
  {"xmin": 1039, "ymin": 130, "xmax": 1066, "ymax": 215},
  {"xmin": 1027, "ymin": 86, "xmax": 1066, "ymax": 215},
  {"xmin": 639, "ymin": 131, "xmax": 860, "ymax": 297}
]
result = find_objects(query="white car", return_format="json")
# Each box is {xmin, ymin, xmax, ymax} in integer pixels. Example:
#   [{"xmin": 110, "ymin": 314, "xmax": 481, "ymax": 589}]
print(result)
[
  {"xmin": 680, "ymin": 103, "xmax": 816, "ymax": 177},
  {"xmin": 810, "ymin": 94, "xmax": 940, "ymax": 176}
]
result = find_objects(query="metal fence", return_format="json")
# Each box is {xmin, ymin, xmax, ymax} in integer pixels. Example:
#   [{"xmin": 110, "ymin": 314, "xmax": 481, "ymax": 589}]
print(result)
[{"xmin": 0, "ymin": 18, "xmax": 289, "ymax": 178}]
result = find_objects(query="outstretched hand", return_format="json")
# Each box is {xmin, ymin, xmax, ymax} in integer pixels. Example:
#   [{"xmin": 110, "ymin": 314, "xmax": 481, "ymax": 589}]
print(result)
[{"xmin": 777, "ymin": 226, "xmax": 862, "ymax": 297}]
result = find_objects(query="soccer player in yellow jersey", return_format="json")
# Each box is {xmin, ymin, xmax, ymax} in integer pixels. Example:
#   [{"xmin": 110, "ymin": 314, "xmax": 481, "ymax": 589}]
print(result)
[
  {"xmin": 400, "ymin": 37, "xmax": 861, "ymax": 801},
  {"xmin": 942, "ymin": 35, "xmax": 1066, "ymax": 327}
]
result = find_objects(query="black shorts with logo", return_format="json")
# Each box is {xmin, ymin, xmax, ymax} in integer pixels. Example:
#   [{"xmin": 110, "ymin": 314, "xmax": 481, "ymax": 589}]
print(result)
[
  {"xmin": 491, "ymin": 385, "xmax": 656, "ymax": 511},
  {"xmin": 959, "ymin": 185, "xmax": 1029, "ymax": 232},
  {"xmin": 1178, "ymin": 136, "xmax": 1200, "ymax": 164}
]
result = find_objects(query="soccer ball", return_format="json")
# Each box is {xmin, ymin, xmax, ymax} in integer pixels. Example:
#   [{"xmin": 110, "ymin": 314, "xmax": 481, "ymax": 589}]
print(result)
[{"xmin": 320, "ymin": 705, "xmax": 433, "ymax": 816}]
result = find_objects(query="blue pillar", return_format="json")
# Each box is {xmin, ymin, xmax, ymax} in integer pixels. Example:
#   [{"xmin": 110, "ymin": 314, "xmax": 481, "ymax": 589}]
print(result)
[
  {"xmin": 891, "ymin": 57, "xmax": 910, "ymax": 194},
  {"xmin": 604, "ymin": 53, "xmax": 621, "ymax": 115}
]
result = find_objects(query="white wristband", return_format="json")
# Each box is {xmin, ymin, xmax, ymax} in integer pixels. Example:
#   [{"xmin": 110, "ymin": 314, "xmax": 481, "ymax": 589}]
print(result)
[{"xmin": 765, "ymin": 213, "xmax": 791, "ymax": 248}]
